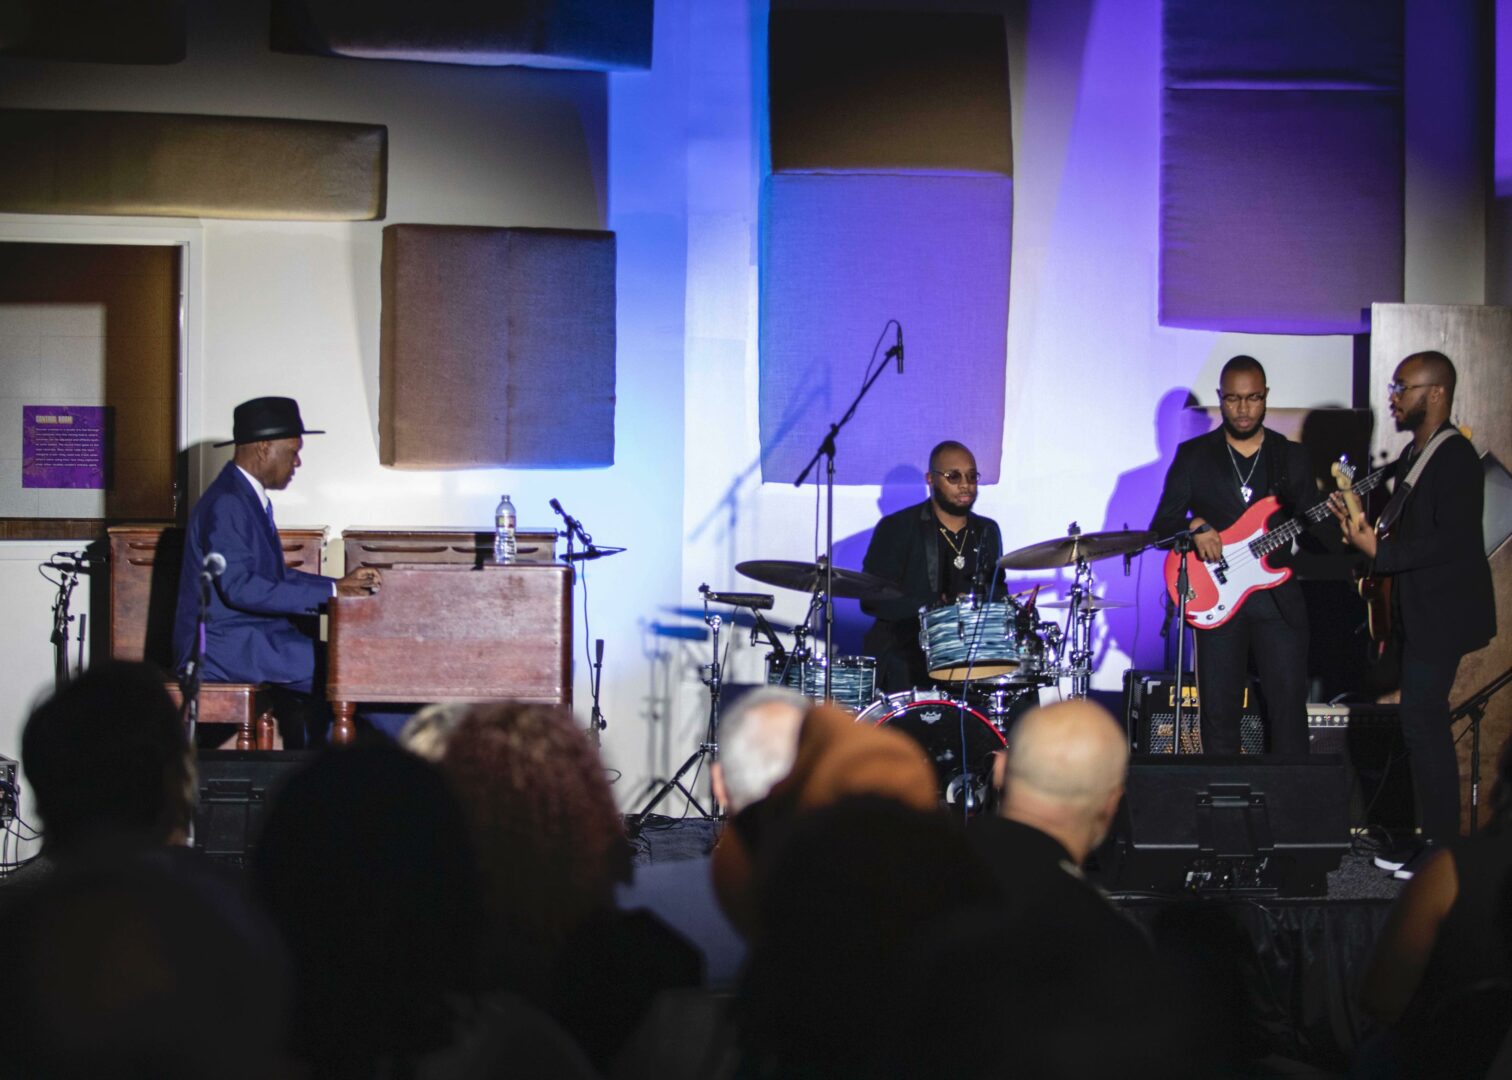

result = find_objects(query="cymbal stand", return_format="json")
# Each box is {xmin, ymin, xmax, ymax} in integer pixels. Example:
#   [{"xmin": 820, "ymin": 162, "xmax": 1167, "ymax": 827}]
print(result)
[
  {"xmin": 629, "ymin": 592, "xmax": 724, "ymax": 828},
  {"xmin": 793, "ymin": 323, "xmax": 904, "ymax": 701},
  {"xmin": 1060, "ymin": 553, "xmax": 1096, "ymax": 699}
]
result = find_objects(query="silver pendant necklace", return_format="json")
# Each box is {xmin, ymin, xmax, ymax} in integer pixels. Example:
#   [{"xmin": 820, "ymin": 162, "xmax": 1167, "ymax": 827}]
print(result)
[
  {"xmin": 939, "ymin": 525, "xmax": 968, "ymax": 570},
  {"xmin": 1226, "ymin": 439, "xmax": 1262, "ymax": 504}
]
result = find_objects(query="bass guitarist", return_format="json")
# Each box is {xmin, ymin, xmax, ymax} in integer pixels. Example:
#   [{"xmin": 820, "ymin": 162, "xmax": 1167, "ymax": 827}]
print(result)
[
  {"xmin": 1150, "ymin": 356, "xmax": 1323, "ymax": 755},
  {"xmin": 1331, "ymin": 351, "xmax": 1495, "ymax": 876}
]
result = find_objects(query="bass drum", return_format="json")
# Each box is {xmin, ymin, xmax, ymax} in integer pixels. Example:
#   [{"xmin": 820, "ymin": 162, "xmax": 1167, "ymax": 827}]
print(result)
[{"xmin": 856, "ymin": 691, "xmax": 1007, "ymax": 814}]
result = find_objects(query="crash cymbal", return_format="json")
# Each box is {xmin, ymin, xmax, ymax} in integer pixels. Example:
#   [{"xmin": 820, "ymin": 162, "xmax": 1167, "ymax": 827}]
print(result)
[
  {"xmin": 997, "ymin": 529, "xmax": 1155, "ymax": 571},
  {"xmin": 1037, "ymin": 597, "xmax": 1131, "ymax": 611},
  {"xmin": 736, "ymin": 559, "xmax": 903, "ymax": 602}
]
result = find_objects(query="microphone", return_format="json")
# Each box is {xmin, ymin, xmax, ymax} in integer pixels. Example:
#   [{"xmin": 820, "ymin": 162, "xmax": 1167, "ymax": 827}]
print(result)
[
  {"xmin": 884, "ymin": 323, "xmax": 904, "ymax": 374},
  {"xmin": 699, "ymin": 585, "xmax": 775, "ymax": 610},
  {"xmin": 595, "ymin": 638, "xmax": 605, "ymax": 665},
  {"xmin": 202, "ymin": 552, "xmax": 227, "ymax": 578},
  {"xmin": 550, "ymin": 497, "xmax": 566, "ymax": 517}
]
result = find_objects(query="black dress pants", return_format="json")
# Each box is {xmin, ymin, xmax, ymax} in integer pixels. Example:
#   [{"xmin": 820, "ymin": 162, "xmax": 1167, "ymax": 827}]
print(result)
[
  {"xmin": 1194, "ymin": 589, "xmax": 1309, "ymax": 754},
  {"xmin": 1397, "ymin": 640, "xmax": 1464, "ymax": 844}
]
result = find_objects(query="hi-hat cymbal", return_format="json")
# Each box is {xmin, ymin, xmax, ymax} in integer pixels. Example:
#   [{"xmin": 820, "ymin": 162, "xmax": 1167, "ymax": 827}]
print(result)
[
  {"xmin": 737, "ymin": 559, "xmax": 903, "ymax": 602},
  {"xmin": 997, "ymin": 529, "xmax": 1155, "ymax": 571},
  {"xmin": 1038, "ymin": 596, "xmax": 1131, "ymax": 611}
]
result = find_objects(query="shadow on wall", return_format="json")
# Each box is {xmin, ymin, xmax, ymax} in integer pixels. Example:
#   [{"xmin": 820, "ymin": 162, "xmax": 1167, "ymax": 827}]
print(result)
[
  {"xmin": 830, "ymin": 463, "xmax": 925, "ymax": 656},
  {"xmin": 1096, "ymin": 388, "xmax": 1206, "ymax": 674}
]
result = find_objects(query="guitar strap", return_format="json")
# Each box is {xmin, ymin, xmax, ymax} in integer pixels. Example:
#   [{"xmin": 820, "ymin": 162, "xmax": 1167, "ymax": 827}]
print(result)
[{"xmin": 1374, "ymin": 426, "xmax": 1461, "ymax": 537}]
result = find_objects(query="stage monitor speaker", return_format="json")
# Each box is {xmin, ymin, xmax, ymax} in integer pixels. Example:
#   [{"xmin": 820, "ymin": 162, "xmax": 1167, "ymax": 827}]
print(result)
[
  {"xmin": 1307, "ymin": 704, "xmax": 1414, "ymax": 833},
  {"xmin": 1123, "ymin": 669, "xmax": 1265, "ymax": 754},
  {"xmin": 1092, "ymin": 754, "xmax": 1350, "ymax": 898},
  {"xmin": 193, "ymin": 751, "xmax": 317, "ymax": 866}
]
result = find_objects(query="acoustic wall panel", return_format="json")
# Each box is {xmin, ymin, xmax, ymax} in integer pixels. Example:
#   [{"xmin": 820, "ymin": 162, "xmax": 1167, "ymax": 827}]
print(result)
[
  {"xmin": 1159, "ymin": 0, "xmax": 1404, "ymax": 334},
  {"xmin": 380, "ymin": 225, "xmax": 616, "ymax": 469},
  {"xmin": 758, "ymin": 174, "xmax": 1009, "ymax": 485},
  {"xmin": 271, "ymin": 0, "xmax": 652, "ymax": 71},
  {"xmin": 0, "ymin": 0, "xmax": 185, "ymax": 63},
  {"xmin": 0, "ymin": 110, "xmax": 387, "ymax": 221},
  {"xmin": 769, "ymin": 9, "xmax": 1011, "ymax": 175}
]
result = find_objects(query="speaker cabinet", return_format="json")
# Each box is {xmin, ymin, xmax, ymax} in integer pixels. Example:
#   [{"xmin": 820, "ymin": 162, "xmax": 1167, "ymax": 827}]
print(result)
[
  {"xmin": 1307, "ymin": 704, "xmax": 1414, "ymax": 833},
  {"xmin": 1092, "ymin": 754, "xmax": 1350, "ymax": 897},
  {"xmin": 193, "ymin": 751, "xmax": 316, "ymax": 866}
]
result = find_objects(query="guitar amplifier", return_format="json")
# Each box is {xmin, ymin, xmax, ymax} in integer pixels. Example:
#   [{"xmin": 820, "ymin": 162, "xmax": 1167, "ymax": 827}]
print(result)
[
  {"xmin": 1307, "ymin": 704, "xmax": 1414, "ymax": 831},
  {"xmin": 1123, "ymin": 670, "xmax": 1265, "ymax": 754}
]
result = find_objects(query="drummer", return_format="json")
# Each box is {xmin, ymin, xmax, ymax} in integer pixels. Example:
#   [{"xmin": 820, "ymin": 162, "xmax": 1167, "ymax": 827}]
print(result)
[{"xmin": 860, "ymin": 441, "xmax": 1007, "ymax": 692}]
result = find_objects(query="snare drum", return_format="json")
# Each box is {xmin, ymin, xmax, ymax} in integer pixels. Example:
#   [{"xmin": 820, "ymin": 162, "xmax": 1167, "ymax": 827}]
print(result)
[
  {"xmin": 765, "ymin": 653, "xmax": 878, "ymax": 713},
  {"xmin": 856, "ymin": 691, "xmax": 1006, "ymax": 813},
  {"xmin": 919, "ymin": 596, "xmax": 1027, "ymax": 682}
]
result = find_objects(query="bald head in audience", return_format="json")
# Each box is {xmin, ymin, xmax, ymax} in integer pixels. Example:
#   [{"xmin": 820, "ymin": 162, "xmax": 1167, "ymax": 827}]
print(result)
[
  {"xmin": 997, "ymin": 700, "xmax": 1130, "ymax": 865},
  {"xmin": 712, "ymin": 687, "xmax": 808, "ymax": 814}
]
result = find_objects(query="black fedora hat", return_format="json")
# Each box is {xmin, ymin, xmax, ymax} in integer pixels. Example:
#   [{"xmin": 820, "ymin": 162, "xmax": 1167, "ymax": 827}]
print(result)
[{"xmin": 213, "ymin": 397, "xmax": 325, "ymax": 447}]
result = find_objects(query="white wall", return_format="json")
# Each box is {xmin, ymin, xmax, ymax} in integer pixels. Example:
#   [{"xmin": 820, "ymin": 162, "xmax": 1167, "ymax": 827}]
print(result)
[{"xmin": 0, "ymin": 0, "xmax": 1492, "ymax": 822}]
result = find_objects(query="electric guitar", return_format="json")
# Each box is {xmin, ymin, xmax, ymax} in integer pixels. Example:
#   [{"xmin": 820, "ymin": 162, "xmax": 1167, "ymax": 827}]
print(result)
[
  {"xmin": 1332, "ymin": 460, "xmax": 1392, "ymax": 643},
  {"xmin": 1163, "ymin": 456, "xmax": 1389, "ymax": 630}
]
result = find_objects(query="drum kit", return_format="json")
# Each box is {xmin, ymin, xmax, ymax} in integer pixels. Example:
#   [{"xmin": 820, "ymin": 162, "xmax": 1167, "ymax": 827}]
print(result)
[{"xmin": 735, "ymin": 524, "xmax": 1154, "ymax": 811}]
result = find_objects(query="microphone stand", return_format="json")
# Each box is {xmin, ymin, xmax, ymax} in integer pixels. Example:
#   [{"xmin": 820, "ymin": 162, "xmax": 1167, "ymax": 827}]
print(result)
[
  {"xmin": 1452, "ymin": 666, "xmax": 1512, "ymax": 832},
  {"xmin": 45, "ymin": 552, "xmax": 88, "ymax": 692},
  {"xmin": 588, "ymin": 639, "xmax": 606, "ymax": 747},
  {"xmin": 1129, "ymin": 526, "xmax": 1207, "ymax": 754},
  {"xmin": 181, "ymin": 566, "xmax": 214, "ymax": 748},
  {"xmin": 793, "ymin": 338, "xmax": 903, "ymax": 701}
]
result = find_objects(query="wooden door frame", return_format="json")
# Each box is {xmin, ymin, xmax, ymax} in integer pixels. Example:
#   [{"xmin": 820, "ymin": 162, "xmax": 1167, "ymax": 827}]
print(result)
[{"xmin": 0, "ymin": 214, "xmax": 204, "ymax": 538}]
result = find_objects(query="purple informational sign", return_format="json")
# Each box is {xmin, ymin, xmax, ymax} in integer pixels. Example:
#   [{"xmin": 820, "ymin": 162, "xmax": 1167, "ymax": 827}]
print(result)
[{"xmin": 22, "ymin": 405, "xmax": 108, "ymax": 489}]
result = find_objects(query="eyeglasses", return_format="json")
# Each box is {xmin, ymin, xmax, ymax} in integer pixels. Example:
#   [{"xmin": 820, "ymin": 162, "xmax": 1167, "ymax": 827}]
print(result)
[
  {"xmin": 1387, "ymin": 381, "xmax": 1440, "ymax": 398},
  {"xmin": 935, "ymin": 470, "xmax": 980, "ymax": 486},
  {"xmin": 1218, "ymin": 392, "xmax": 1268, "ymax": 407}
]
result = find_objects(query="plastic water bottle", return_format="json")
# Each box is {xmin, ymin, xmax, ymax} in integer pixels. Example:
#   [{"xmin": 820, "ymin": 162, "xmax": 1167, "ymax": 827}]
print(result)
[{"xmin": 493, "ymin": 494, "xmax": 517, "ymax": 564}]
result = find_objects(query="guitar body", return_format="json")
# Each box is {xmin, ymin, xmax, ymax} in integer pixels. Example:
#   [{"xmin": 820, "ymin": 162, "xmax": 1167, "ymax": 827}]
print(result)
[
  {"xmin": 1357, "ymin": 573, "xmax": 1392, "ymax": 643},
  {"xmin": 1163, "ymin": 496, "xmax": 1292, "ymax": 629}
]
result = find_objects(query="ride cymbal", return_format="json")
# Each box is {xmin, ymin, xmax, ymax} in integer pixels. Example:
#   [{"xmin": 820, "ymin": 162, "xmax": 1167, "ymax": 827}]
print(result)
[
  {"xmin": 996, "ymin": 529, "xmax": 1154, "ymax": 570},
  {"xmin": 736, "ymin": 559, "xmax": 903, "ymax": 602}
]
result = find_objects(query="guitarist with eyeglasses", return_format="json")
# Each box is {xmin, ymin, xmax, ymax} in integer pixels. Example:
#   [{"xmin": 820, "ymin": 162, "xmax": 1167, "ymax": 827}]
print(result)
[
  {"xmin": 1149, "ymin": 355, "xmax": 1325, "ymax": 756},
  {"xmin": 1330, "ymin": 351, "xmax": 1495, "ymax": 878}
]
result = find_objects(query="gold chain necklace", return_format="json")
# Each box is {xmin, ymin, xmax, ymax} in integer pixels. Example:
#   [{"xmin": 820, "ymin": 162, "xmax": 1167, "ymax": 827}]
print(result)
[{"xmin": 938, "ymin": 525, "xmax": 968, "ymax": 570}]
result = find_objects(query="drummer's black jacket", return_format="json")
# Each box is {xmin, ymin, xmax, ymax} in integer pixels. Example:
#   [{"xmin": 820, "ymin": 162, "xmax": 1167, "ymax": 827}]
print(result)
[{"xmin": 860, "ymin": 499, "xmax": 1005, "ymax": 675}]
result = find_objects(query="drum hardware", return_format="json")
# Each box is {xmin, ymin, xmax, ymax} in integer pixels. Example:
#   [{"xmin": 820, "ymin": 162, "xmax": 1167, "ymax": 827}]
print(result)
[
  {"xmin": 786, "ymin": 319, "xmax": 907, "ymax": 701},
  {"xmin": 629, "ymin": 586, "xmax": 732, "ymax": 828}
]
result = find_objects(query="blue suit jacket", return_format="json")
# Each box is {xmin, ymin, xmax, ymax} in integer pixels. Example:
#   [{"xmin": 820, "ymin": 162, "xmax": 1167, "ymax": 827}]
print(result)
[{"xmin": 172, "ymin": 462, "xmax": 336, "ymax": 692}]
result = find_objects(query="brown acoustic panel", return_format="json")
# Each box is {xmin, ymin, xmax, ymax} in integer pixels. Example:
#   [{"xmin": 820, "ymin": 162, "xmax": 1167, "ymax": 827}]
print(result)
[
  {"xmin": 0, "ymin": 109, "xmax": 387, "ymax": 221},
  {"xmin": 769, "ymin": 9, "xmax": 1011, "ymax": 175},
  {"xmin": 271, "ymin": 0, "xmax": 651, "ymax": 70},
  {"xmin": 380, "ymin": 225, "xmax": 616, "ymax": 468},
  {"xmin": 0, "ymin": 0, "xmax": 185, "ymax": 63}
]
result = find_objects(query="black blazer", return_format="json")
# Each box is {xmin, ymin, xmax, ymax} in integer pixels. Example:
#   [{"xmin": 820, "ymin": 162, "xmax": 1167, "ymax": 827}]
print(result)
[
  {"xmin": 1149, "ymin": 426, "xmax": 1319, "ymax": 544},
  {"xmin": 1374, "ymin": 428, "xmax": 1495, "ymax": 660},
  {"xmin": 860, "ymin": 499, "xmax": 1005, "ymax": 664}
]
